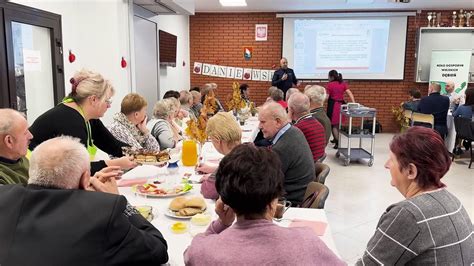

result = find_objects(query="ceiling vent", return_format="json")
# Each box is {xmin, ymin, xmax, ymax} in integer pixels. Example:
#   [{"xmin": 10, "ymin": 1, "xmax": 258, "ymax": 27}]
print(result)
[{"xmin": 133, "ymin": 0, "xmax": 194, "ymax": 15}]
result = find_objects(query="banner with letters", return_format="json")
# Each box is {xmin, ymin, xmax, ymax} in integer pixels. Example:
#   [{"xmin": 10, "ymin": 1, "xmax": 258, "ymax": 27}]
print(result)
[
  {"xmin": 429, "ymin": 50, "xmax": 471, "ymax": 96},
  {"xmin": 193, "ymin": 62, "xmax": 275, "ymax": 82}
]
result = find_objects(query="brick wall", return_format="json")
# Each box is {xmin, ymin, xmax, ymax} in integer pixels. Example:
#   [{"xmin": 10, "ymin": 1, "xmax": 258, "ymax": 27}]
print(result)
[{"xmin": 189, "ymin": 11, "xmax": 455, "ymax": 132}]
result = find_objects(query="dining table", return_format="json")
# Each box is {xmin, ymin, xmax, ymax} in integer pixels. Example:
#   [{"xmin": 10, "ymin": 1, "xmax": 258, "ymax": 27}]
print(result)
[
  {"xmin": 116, "ymin": 115, "xmax": 340, "ymax": 265},
  {"xmin": 119, "ymin": 180, "xmax": 339, "ymax": 265}
]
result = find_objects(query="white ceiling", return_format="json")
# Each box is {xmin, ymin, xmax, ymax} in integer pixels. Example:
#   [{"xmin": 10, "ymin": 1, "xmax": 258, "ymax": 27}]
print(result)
[{"xmin": 195, "ymin": 0, "xmax": 474, "ymax": 13}]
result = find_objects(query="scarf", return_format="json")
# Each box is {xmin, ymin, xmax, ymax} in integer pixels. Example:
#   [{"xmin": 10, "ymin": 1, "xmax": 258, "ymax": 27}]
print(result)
[{"xmin": 113, "ymin": 112, "xmax": 147, "ymax": 146}]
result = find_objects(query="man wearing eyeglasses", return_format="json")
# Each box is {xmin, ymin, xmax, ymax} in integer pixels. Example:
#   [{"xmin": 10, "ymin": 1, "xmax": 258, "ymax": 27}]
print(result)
[{"xmin": 0, "ymin": 108, "xmax": 33, "ymax": 185}]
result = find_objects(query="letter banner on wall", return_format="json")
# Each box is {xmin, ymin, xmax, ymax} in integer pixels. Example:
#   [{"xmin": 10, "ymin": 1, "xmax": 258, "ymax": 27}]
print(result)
[
  {"xmin": 429, "ymin": 49, "xmax": 471, "ymax": 97},
  {"xmin": 193, "ymin": 62, "xmax": 274, "ymax": 82}
]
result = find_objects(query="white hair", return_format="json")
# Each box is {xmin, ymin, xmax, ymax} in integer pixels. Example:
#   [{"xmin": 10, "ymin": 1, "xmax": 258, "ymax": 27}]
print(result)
[
  {"xmin": 285, "ymin": 88, "xmax": 300, "ymax": 101},
  {"xmin": 0, "ymin": 109, "xmax": 24, "ymax": 135},
  {"xmin": 261, "ymin": 102, "xmax": 287, "ymax": 121},
  {"xmin": 153, "ymin": 98, "xmax": 175, "ymax": 119},
  {"xmin": 288, "ymin": 92, "xmax": 310, "ymax": 114},
  {"xmin": 304, "ymin": 85, "xmax": 327, "ymax": 105},
  {"xmin": 28, "ymin": 136, "xmax": 90, "ymax": 189},
  {"xmin": 179, "ymin": 90, "xmax": 193, "ymax": 106}
]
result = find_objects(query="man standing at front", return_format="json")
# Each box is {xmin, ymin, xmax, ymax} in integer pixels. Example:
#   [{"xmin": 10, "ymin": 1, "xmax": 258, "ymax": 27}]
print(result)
[
  {"xmin": 258, "ymin": 102, "xmax": 314, "ymax": 205},
  {"xmin": 272, "ymin": 57, "xmax": 298, "ymax": 98}
]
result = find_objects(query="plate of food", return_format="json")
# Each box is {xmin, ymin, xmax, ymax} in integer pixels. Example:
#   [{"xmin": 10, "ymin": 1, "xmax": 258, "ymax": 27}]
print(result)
[
  {"xmin": 123, "ymin": 147, "xmax": 171, "ymax": 165},
  {"xmin": 132, "ymin": 183, "xmax": 193, "ymax": 198},
  {"xmin": 165, "ymin": 196, "xmax": 207, "ymax": 219}
]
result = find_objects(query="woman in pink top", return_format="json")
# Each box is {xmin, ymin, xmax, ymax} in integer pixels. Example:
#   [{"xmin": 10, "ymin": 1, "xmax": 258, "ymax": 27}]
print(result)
[
  {"xmin": 196, "ymin": 112, "xmax": 241, "ymax": 200},
  {"xmin": 184, "ymin": 144, "xmax": 344, "ymax": 266},
  {"xmin": 326, "ymin": 70, "xmax": 355, "ymax": 149}
]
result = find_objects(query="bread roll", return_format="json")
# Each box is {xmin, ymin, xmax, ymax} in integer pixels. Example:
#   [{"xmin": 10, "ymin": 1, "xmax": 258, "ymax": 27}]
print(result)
[
  {"xmin": 178, "ymin": 207, "xmax": 203, "ymax": 216},
  {"xmin": 169, "ymin": 196, "xmax": 187, "ymax": 211},
  {"xmin": 184, "ymin": 197, "xmax": 206, "ymax": 210}
]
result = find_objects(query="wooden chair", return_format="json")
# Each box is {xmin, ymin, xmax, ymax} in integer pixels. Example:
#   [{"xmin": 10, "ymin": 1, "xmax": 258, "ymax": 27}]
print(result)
[
  {"xmin": 403, "ymin": 109, "xmax": 413, "ymax": 121},
  {"xmin": 300, "ymin": 182, "xmax": 329, "ymax": 209},
  {"xmin": 314, "ymin": 162, "xmax": 330, "ymax": 184},
  {"xmin": 410, "ymin": 112, "xmax": 434, "ymax": 129}
]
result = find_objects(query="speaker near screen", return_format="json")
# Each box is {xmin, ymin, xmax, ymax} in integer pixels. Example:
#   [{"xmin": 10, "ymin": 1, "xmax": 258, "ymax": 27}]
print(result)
[
  {"xmin": 279, "ymin": 13, "xmax": 413, "ymax": 80},
  {"xmin": 159, "ymin": 30, "xmax": 177, "ymax": 67}
]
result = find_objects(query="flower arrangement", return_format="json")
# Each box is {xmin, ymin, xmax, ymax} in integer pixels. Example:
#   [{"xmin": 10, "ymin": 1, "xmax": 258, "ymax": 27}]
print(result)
[
  {"xmin": 185, "ymin": 90, "xmax": 218, "ymax": 144},
  {"xmin": 249, "ymin": 101, "xmax": 258, "ymax": 116},
  {"xmin": 391, "ymin": 102, "xmax": 410, "ymax": 131},
  {"xmin": 226, "ymin": 82, "xmax": 246, "ymax": 113}
]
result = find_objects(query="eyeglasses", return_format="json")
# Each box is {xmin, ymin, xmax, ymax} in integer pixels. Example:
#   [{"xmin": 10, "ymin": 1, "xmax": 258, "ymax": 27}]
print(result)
[{"xmin": 104, "ymin": 98, "xmax": 113, "ymax": 105}]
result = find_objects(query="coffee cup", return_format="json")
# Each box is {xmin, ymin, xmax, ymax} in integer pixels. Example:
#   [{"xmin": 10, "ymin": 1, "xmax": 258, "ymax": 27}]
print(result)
[{"xmin": 274, "ymin": 198, "xmax": 291, "ymax": 220}]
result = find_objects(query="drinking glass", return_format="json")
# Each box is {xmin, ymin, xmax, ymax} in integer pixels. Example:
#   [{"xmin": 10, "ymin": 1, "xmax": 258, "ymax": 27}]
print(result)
[{"xmin": 182, "ymin": 139, "xmax": 198, "ymax": 166}]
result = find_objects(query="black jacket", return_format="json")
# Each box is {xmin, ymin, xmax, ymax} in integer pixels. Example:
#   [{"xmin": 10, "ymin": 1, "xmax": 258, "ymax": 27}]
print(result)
[
  {"xmin": 417, "ymin": 92, "xmax": 450, "ymax": 136},
  {"xmin": 29, "ymin": 104, "xmax": 128, "ymax": 174},
  {"xmin": 271, "ymin": 68, "xmax": 298, "ymax": 94},
  {"xmin": 0, "ymin": 184, "xmax": 169, "ymax": 266}
]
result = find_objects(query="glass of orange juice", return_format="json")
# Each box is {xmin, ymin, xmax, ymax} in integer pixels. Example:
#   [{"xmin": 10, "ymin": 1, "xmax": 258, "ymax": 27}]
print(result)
[{"xmin": 182, "ymin": 139, "xmax": 198, "ymax": 166}]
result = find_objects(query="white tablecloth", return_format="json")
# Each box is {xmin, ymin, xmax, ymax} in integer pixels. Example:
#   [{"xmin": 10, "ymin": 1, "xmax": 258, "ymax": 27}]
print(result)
[
  {"xmin": 119, "ymin": 181, "xmax": 339, "ymax": 265},
  {"xmin": 241, "ymin": 116, "xmax": 260, "ymax": 143},
  {"xmin": 445, "ymin": 112, "xmax": 455, "ymax": 152},
  {"xmin": 118, "ymin": 116, "xmax": 339, "ymax": 265}
]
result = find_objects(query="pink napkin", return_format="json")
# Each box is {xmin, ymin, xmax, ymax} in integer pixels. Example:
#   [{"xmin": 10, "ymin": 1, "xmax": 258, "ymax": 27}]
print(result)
[
  {"xmin": 289, "ymin": 219, "xmax": 327, "ymax": 236},
  {"xmin": 117, "ymin": 178, "xmax": 148, "ymax": 187}
]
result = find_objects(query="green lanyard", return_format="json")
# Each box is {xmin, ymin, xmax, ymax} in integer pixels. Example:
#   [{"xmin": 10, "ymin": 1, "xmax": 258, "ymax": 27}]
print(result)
[{"xmin": 62, "ymin": 97, "xmax": 98, "ymax": 160}]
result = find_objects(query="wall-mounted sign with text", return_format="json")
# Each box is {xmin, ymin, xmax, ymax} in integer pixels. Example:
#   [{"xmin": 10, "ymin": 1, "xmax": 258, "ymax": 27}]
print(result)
[
  {"xmin": 429, "ymin": 49, "xmax": 471, "ymax": 97},
  {"xmin": 193, "ymin": 62, "xmax": 274, "ymax": 82}
]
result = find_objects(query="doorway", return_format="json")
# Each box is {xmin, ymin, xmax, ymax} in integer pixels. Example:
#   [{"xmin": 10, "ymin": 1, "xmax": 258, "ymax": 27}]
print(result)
[
  {"xmin": 0, "ymin": 2, "xmax": 64, "ymax": 123},
  {"xmin": 133, "ymin": 14, "xmax": 159, "ymax": 118}
]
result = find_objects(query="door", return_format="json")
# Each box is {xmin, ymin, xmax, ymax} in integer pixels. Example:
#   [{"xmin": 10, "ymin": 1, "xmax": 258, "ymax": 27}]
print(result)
[
  {"xmin": 133, "ymin": 15, "xmax": 159, "ymax": 117},
  {"xmin": 0, "ymin": 2, "xmax": 64, "ymax": 123}
]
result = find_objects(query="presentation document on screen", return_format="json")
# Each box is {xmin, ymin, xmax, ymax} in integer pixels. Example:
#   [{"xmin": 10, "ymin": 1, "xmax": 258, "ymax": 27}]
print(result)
[{"xmin": 293, "ymin": 19, "xmax": 390, "ymax": 77}]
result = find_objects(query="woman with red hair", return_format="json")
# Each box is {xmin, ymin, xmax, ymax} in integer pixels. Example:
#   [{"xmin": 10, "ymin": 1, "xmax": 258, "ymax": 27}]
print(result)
[{"xmin": 357, "ymin": 127, "xmax": 473, "ymax": 265}]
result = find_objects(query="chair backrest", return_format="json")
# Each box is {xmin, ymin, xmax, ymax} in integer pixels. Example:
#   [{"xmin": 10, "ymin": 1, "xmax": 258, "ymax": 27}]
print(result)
[
  {"xmin": 403, "ymin": 109, "xmax": 413, "ymax": 121},
  {"xmin": 301, "ymin": 182, "xmax": 329, "ymax": 209},
  {"xmin": 317, "ymin": 153, "xmax": 327, "ymax": 162},
  {"xmin": 454, "ymin": 116, "xmax": 474, "ymax": 140},
  {"xmin": 411, "ymin": 112, "xmax": 434, "ymax": 128},
  {"xmin": 314, "ymin": 162, "xmax": 330, "ymax": 184}
]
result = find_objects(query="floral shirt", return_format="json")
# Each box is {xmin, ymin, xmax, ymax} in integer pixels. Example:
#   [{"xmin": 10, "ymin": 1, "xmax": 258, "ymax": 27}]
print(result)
[{"xmin": 108, "ymin": 112, "xmax": 160, "ymax": 152}]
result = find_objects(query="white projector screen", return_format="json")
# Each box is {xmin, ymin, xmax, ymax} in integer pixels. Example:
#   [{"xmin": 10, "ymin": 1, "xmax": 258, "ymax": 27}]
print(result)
[{"xmin": 281, "ymin": 14, "xmax": 409, "ymax": 80}]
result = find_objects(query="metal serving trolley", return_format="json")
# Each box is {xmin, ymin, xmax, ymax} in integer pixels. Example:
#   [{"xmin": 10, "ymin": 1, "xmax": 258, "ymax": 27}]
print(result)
[{"xmin": 335, "ymin": 104, "xmax": 377, "ymax": 166}]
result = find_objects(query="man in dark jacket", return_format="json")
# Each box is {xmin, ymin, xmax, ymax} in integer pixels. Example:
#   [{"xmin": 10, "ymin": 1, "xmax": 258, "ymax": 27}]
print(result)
[
  {"xmin": 0, "ymin": 136, "xmax": 169, "ymax": 266},
  {"xmin": 417, "ymin": 82, "xmax": 450, "ymax": 138},
  {"xmin": 272, "ymin": 57, "xmax": 298, "ymax": 98}
]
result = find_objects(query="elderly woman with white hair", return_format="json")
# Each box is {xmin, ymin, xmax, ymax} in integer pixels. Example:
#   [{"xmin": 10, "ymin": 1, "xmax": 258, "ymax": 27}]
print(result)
[
  {"xmin": 304, "ymin": 85, "xmax": 332, "ymax": 146},
  {"xmin": 147, "ymin": 99, "xmax": 182, "ymax": 150},
  {"xmin": 0, "ymin": 136, "xmax": 169, "ymax": 265}
]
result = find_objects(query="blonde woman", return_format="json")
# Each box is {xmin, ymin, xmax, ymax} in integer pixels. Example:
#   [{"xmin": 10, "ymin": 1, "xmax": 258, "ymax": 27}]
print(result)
[
  {"xmin": 147, "ymin": 99, "xmax": 182, "ymax": 150},
  {"xmin": 29, "ymin": 69, "xmax": 136, "ymax": 174},
  {"xmin": 197, "ymin": 112, "xmax": 241, "ymax": 200},
  {"xmin": 108, "ymin": 93, "xmax": 160, "ymax": 151}
]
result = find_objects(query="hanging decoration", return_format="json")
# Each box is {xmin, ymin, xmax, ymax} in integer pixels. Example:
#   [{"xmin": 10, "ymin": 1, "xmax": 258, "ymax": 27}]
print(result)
[
  {"xmin": 121, "ymin": 57, "xmax": 127, "ymax": 68},
  {"xmin": 68, "ymin": 50, "xmax": 76, "ymax": 63}
]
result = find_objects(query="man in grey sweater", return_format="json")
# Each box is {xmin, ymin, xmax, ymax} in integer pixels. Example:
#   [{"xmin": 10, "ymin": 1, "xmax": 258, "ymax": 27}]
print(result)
[{"xmin": 258, "ymin": 103, "xmax": 315, "ymax": 205}]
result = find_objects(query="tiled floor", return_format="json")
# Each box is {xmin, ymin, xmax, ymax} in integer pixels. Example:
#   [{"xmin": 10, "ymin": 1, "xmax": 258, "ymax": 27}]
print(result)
[{"xmin": 324, "ymin": 133, "xmax": 474, "ymax": 264}]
